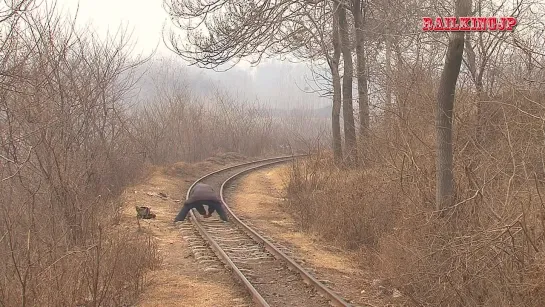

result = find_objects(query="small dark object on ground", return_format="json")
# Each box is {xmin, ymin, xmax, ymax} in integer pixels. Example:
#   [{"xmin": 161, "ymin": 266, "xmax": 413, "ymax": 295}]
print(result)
[{"xmin": 136, "ymin": 206, "xmax": 156, "ymax": 219}]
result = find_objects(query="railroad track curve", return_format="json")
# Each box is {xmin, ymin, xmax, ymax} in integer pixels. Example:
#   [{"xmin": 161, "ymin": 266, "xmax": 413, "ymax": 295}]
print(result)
[{"xmin": 180, "ymin": 155, "xmax": 352, "ymax": 307}]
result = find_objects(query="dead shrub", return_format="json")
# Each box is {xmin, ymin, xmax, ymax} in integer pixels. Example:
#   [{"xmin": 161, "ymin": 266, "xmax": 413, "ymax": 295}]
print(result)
[
  {"xmin": 286, "ymin": 153, "xmax": 401, "ymax": 249},
  {"xmin": 286, "ymin": 82, "xmax": 545, "ymax": 306},
  {"xmin": 0, "ymin": 9, "xmax": 159, "ymax": 307}
]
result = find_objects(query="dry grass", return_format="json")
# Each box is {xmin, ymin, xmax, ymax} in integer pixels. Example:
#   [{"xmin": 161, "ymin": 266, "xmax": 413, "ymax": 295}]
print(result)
[
  {"xmin": 286, "ymin": 155, "xmax": 401, "ymax": 249},
  {"xmin": 285, "ymin": 88, "xmax": 545, "ymax": 306}
]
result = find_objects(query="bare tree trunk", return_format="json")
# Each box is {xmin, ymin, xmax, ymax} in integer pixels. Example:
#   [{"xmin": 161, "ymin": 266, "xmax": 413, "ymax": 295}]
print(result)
[
  {"xmin": 475, "ymin": 76, "xmax": 486, "ymax": 144},
  {"xmin": 393, "ymin": 40, "xmax": 408, "ymax": 121},
  {"xmin": 385, "ymin": 30, "xmax": 392, "ymax": 120},
  {"xmin": 436, "ymin": 0, "xmax": 472, "ymax": 211},
  {"xmin": 352, "ymin": 0, "xmax": 369, "ymax": 163},
  {"xmin": 465, "ymin": 25, "xmax": 487, "ymax": 145},
  {"xmin": 331, "ymin": 5, "xmax": 343, "ymax": 164},
  {"xmin": 465, "ymin": 0, "xmax": 510, "ymax": 147},
  {"xmin": 337, "ymin": 1, "xmax": 358, "ymax": 166}
]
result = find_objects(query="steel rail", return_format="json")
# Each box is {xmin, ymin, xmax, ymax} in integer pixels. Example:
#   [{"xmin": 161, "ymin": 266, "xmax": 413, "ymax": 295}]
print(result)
[
  {"xmin": 188, "ymin": 204, "xmax": 271, "ymax": 306},
  {"xmin": 184, "ymin": 155, "xmax": 304, "ymax": 307},
  {"xmin": 219, "ymin": 161, "xmax": 352, "ymax": 307},
  {"xmin": 184, "ymin": 154, "xmax": 351, "ymax": 306}
]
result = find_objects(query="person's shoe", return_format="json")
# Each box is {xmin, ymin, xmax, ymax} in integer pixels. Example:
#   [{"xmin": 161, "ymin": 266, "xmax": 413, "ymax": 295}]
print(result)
[{"xmin": 203, "ymin": 214, "xmax": 211, "ymax": 218}]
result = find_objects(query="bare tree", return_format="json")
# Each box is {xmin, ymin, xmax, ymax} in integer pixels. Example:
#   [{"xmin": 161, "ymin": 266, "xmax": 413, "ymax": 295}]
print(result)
[
  {"xmin": 351, "ymin": 0, "xmax": 370, "ymax": 162},
  {"xmin": 132, "ymin": 63, "xmax": 286, "ymax": 163},
  {"xmin": 335, "ymin": 1, "xmax": 358, "ymax": 166},
  {"xmin": 436, "ymin": 0, "xmax": 472, "ymax": 211},
  {"xmin": 0, "ymin": 6, "xmax": 159, "ymax": 305},
  {"xmin": 331, "ymin": 4, "xmax": 343, "ymax": 164},
  {"xmin": 462, "ymin": 0, "xmax": 533, "ymax": 146},
  {"xmin": 164, "ymin": 0, "xmax": 349, "ymax": 162}
]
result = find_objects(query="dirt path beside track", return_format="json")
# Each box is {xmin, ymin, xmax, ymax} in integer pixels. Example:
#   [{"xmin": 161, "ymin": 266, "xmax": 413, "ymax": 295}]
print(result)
[{"xmin": 119, "ymin": 154, "xmax": 254, "ymax": 307}]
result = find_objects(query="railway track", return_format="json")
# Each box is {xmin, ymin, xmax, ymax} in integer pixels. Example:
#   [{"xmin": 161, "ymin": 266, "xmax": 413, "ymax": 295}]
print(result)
[{"xmin": 178, "ymin": 155, "xmax": 353, "ymax": 307}]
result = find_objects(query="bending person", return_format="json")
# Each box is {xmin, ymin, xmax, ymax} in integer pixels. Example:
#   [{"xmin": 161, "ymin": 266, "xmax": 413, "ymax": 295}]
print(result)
[{"xmin": 174, "ymin": 183, "xmax": 229, "ymax": 222}]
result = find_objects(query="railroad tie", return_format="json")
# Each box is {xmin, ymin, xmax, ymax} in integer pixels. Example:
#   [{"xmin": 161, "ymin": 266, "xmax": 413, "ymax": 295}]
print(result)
[{"xmin": 180, "ymin": 156, "xmax": 353, "ymax": 307}]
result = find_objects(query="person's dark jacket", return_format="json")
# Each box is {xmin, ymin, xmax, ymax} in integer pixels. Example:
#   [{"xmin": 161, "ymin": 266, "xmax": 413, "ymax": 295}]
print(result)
[{"xmin": 185, "ymin": 183, "xmax": 221, "ymax": 205}]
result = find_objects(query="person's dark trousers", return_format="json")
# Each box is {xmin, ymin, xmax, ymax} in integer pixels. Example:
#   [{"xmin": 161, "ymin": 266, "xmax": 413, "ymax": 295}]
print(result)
[
  {"xmin": 174, "ymin": 203, "xmax": 207, "ymax": 221},
  {"xmin": 201, "ymin": 200, "xmax": 229, "ymax": 221}
]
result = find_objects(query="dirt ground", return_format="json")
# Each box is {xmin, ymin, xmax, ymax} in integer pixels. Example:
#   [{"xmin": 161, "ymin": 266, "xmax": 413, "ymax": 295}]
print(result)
[
  {"xmin": 226, "ymin": 165, "xmax": 400, "ymax": 307},
  {"xmin": 117, "ymin": 156, "xmax": 252, "ymax": 307}
]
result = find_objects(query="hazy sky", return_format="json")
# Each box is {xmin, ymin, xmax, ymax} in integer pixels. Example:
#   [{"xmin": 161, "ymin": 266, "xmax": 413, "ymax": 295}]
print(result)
[
  {"xmin": 55, "ymin": 0, "xmax": 330, "ymax": 109},
  {"xmin": 56, "ymin": 0, "xmax": 169, "ymax": 56}
]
